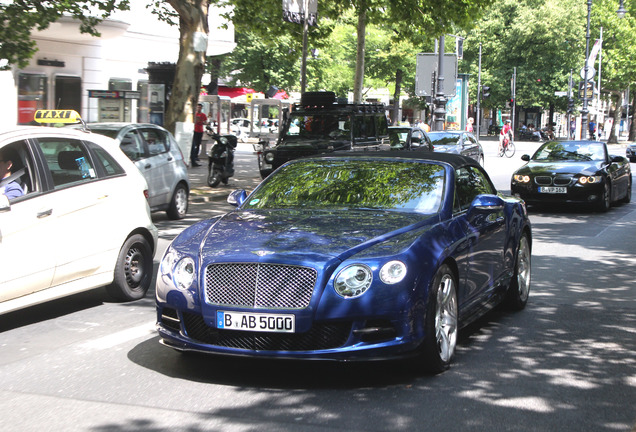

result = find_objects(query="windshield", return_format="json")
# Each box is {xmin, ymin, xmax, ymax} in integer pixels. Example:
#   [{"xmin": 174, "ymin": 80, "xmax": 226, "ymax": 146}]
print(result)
[
  {"xmin": 532, "ymin": 141, "xmax": 606, "ymax": 161},
  {"xmin": 281, "ymin": 114, "xmax": 351, "ymax": 147},
  {"xmin": 428, "ymin": 132, "xmax": 460, "ymax": 146},
  {"xmin": 242, "ymin": 159, "xmax": 445, "ymax": 214}
]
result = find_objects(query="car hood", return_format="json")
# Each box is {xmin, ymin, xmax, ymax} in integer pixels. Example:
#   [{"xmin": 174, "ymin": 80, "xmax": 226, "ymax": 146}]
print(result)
[
  {"xmin": 197, "ymin": 209, "xmax": 435, "ymax": 265},
  {"xmin": 516, "ymin": 160, "xmax": 604, "ymax": 176}
]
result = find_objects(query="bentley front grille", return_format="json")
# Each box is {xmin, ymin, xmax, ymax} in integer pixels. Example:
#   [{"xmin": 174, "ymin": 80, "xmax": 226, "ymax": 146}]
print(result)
[{"xmin": 205, "ymin": 263, "xmax": 317, "ymax": 309}]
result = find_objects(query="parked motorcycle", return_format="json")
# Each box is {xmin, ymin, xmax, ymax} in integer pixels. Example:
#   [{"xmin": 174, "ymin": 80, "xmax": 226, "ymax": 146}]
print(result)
[{"xmin": 206, "ymin": 127, "xmax": 237, "ymax": 187}]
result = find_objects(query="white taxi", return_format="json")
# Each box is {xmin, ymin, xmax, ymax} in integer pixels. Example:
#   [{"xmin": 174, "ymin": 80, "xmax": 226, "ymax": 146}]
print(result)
[{"xmin": 0, "ymin": 110, "xmax": 158, "ymax": 314}]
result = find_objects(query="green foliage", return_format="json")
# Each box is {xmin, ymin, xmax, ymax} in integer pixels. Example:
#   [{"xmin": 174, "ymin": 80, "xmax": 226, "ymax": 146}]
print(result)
[{"xmin": 0, "ymin": 1, "xmax": 130, "ymax": 69}]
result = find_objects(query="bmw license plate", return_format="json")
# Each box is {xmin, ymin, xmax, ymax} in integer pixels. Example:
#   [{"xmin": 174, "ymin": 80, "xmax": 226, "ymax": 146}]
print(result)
[
  {"xmin": 538, "ymin": 186, "xmax": 567, "ymax": 194},
  {"xmin": 217, "ymin": 311, "xmax": 295, "ymax": 333}
]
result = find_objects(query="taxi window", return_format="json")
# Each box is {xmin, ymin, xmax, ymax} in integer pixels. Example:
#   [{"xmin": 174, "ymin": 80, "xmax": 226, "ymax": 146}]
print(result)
[
  {"xmin": 86, "ymin": 142, "xmax": 125, "ymax": 177},
  {"xmin": 142, "ymin": 128, "xmax": 169, "ymax": 156},
  {"xmin": 37, "ymin": 138, "xmax": 97, "ymax": 188}
]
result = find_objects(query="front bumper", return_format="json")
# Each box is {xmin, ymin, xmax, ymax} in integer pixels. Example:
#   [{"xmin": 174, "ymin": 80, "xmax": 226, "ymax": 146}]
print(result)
[{"xmin": 511, "ymin": 181, "xmax": 604, "ymax": 205}]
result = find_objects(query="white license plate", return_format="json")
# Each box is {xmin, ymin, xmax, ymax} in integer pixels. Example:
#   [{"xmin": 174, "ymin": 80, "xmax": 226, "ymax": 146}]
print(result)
[
  {"xmin": 539, "ymin": 186, "xmax": 567, "ymax": 194},
  {"xmin": 216, "ymin": 311, "xmax": 295, "ymax": 333}
]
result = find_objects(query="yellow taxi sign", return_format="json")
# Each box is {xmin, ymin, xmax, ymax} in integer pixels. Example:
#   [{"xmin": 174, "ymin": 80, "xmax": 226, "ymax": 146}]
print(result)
[{"xmin": 34, "ymin": 110, "xmax": 82, "ymax": 124}]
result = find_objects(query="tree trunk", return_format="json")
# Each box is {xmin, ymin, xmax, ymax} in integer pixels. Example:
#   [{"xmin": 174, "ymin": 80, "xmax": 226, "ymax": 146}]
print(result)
[
  {"xmin": 353, "ymin": 0, "xmax": 366, "ymax": 103},
  {"xmin": 164, "ymin": 0, "xmax": 210, "ymax": 135},
  {"xmin": 630, "ymin": 91, "xmax": 636, "ymax": 142},
  {"xmin": 392, "ymin": 69, "xmax": 402, "ymax": 125}
]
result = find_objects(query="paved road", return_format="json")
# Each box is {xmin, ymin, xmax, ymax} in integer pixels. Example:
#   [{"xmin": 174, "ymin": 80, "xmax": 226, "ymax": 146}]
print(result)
[{"xmin": 0, "ymin": 142, "xmax": 634, "ymax": 432}]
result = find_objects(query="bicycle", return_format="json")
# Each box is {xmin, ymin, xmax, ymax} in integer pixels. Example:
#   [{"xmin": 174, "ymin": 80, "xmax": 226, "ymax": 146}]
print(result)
[{"xmin": 498, "ymin": 134, "xmax": 516, "ymax": 158}]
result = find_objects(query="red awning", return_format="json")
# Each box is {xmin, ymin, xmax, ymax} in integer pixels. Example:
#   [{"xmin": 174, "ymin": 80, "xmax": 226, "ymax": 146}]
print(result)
[{"xmin": 217, "ymin": 86, "xmax": 256, "ymax": 98}]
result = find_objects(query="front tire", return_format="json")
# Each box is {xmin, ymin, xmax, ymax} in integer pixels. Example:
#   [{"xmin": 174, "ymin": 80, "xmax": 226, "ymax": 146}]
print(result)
[
  {"xmin": 166, "ymin": 183, "xmax": 189, "ymax": 220},
  {"xmin": 208, "ymin": 169, "xmax": 222, "ymax": 187},
  {"xmin": 107, "ymin": 234, "xmax": 153, "ymax": 301},
  {"xmin": 420, "ymin": 264, "xmax": 458, "ymax": 374},
  {"xmin": 505, "ymin": 234, "xmax": 531, "ymax": 310},
  {"xmin": 596, "ymin": 180, "xmax": 611, "ymax": 212},
  {"xmin": 505, "ymin": 141, "xmax": 516, "ymax": 158},
  {"xmin": 620, "ymin": 176, "xmax": 632, "ymax": 204}
]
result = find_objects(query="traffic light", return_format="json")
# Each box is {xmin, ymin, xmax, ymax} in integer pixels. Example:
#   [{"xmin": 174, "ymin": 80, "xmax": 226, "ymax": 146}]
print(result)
[
  {"xmin": 481, "ymin": 85, "xmax": 490, "ymax": 99},
  {"xmin": 567, "ymin": 98, "xmax": 574, "ymax": 115}
]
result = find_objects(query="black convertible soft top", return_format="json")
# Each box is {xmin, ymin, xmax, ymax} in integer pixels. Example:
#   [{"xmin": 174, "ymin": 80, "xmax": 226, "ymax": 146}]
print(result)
[{"xmin": 310, "ymin": 149, "xmax": 481, "ymax": 170}]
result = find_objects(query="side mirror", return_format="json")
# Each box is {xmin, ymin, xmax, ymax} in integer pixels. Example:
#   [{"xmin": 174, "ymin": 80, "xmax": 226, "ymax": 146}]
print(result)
[
  {"xmin": 521, "ymin": 154, "xmax": 530, "ymax": 161},
  {"xmin": 470, "ymin": 194, "xmax": 505, "ymax": 212},
  {"xmin": 227, "ymin": 189, "xmax": 248, "ymax": 207},
  {"xmin": 610, "ymin": 155, "xmax": 625, "ymax": 163}
]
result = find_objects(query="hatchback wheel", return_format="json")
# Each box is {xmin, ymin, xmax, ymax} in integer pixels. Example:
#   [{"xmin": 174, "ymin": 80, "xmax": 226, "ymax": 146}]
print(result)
[{"xmin": 167, "ymin": 183, "xmax": 189, "ymax": 220}]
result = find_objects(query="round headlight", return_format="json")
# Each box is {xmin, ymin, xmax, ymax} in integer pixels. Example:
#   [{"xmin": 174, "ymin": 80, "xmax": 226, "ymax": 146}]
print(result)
[
  {"xmin": 579, "ymin": 175, "xmax": 601, "ymax": 185},
  {"xmin": 174, "ymin": 257, "xmax": 196, "ymax": 290},
  {"xmin": 513, "ymin": 174, "xmax": 530, "ymax": 183},
  {"xmin": 334, "ymin": 264, "xmax": 372, "ymax": 298},
  {"xmin": 380, "ymin": 260, "xmax": 407, "ymax": 284},
  {"xmin": 265, "ymin": 152, "xmax": 275, "ymax": 163}
]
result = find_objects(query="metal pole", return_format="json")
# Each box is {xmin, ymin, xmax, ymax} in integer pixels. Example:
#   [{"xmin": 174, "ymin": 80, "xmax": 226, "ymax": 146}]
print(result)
[
  {"xmin": 512, "ymin": 67, "xmax": 516, "ymax": 132},
  {"xmin": 476, "ymin": 42, "xmax": 482, "ymax": 138},
  {"xmin": 581, "ymin": 0, "xmax": 592, "ymax": 140},
  {"xmin": 300, "ymin": 0, "xmax": 309, "ymax": 94},
  {"xmin": 597, "ymin": 27, "xmax": 603, "ymax": 118},
  {"xmin": 434, "ymin": 35, "xmax": 446, "ymax": 131}
]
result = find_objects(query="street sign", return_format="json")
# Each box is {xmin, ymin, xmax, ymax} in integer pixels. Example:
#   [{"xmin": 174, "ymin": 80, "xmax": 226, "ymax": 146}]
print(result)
[
  {"xmin": 415, "ymin": 53, "xmax": 458, "ymax": 97},
  {"xmin": 554, "ymin": 91, "xmax": 568, "ymax": 97},
  {"xmin": 580, "ymin": 66, "xmax": 596, "ymax": 81}
]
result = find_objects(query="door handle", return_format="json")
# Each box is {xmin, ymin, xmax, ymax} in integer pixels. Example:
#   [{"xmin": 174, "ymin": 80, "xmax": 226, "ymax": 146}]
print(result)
[
  {"xmin": 144, "ymin": 164, "xmax": 152, "ymax": 169},
  {"xmin": 37, "ymin": 209, "xmax": 52, "ymax": 218}
]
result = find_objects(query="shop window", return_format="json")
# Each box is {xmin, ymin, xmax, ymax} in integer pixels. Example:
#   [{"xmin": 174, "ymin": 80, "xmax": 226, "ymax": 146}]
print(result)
[
  {"xmin": 18, "ymin": 73, "xmax": 48, "ymax": 125},
  {"xmin": 55, "ymin": 76, "xmax": 81, "ymax": 112}
]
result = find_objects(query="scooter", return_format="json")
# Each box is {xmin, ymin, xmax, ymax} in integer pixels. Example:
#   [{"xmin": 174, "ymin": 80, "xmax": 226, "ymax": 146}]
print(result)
[{"xmin": 206, "ymin": 127, "xmax": 237, "ymax": 187}]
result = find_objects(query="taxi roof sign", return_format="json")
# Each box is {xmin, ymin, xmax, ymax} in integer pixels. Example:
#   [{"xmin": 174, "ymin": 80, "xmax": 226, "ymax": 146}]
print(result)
[{"xmin": 34, "ymin": 110, "xmax": 82, "ymax": 124}]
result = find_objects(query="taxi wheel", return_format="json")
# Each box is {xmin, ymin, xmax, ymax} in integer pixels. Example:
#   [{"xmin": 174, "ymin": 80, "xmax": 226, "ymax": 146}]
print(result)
[
  {"xmin": 167, "ymin": 183, "xmax": 189, "ymax": 220},
  {"xmin": 107, "ymin": 234, "xmax": 152, "ymax": 301}
]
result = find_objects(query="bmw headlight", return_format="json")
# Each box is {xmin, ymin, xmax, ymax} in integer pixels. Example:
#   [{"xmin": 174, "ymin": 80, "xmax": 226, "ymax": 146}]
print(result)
[
  {"xmin": 380, "ymin": 260, "xmax": 407, "ymax": 284},
  {"xmin": 334, "ymin": 264, "xmax": 372, "ymax": 298},
  {"xmin": 513, "ymin": 174, "xmax": 531, "ymax": 183},
  {"xmin": 578, "ymin": 175, "xmax": 602, "ymax": 185}
]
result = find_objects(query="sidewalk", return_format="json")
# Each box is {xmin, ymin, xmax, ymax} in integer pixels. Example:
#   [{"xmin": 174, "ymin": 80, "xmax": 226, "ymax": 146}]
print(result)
[{"xmin": 187, "ymin": 142, "xmax": 261, "ymax": 204}]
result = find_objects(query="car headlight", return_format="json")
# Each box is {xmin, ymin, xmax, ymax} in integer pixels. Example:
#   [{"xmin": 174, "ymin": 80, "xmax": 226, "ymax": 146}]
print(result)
[
  {"xmin": 380, "ymin": 260, "xmax": 407, "ymax": 284},
  {"xmin": 264, "ymin": 152, "xmax": 275, "ymax": 163},
  {"xmin": 334, "ymin": 264, "xmax": 372, "ymax": 298},
  {"xmin": 513, "ymin": 174, "xmax": 531, "ymax": 183},
  {"xmin": 160, "ymin": 249, "xmax": 196, "ymax": 290},
  {"xmin": 578, "ymin": 175, "xmax": 602, "ymax": 185}
]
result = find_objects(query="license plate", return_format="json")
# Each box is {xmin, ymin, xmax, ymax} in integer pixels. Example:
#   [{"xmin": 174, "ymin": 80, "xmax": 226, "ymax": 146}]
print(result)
[
  {"xmin": 217, "ymin": 311, "xmax": 295, "ymax": 333},
  {"xmin": 538, "ymin": 186, "xmax": 567, "ymax": 194}
]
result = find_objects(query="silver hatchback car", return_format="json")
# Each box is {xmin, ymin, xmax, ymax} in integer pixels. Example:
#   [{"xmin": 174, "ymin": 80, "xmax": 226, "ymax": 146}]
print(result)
[{"xmin": 88, "ymin": 123, "xmax": 190, "ymax": 219}]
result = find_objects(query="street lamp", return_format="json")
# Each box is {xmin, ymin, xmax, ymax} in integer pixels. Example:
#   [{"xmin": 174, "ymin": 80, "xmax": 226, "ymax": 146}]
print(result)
[{"xmin": 617, "ymin": 0, "xmax": 627, "ymax": 17}]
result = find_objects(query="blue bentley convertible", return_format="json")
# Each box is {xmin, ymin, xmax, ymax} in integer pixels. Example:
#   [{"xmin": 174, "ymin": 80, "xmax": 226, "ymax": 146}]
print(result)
[{"xmin": 156, "ymin": 152, "xmax": 532, "ymax": 372}]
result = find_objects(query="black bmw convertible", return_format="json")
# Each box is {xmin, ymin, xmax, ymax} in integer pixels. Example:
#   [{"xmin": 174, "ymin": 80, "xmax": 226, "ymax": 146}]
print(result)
[{"xmin": 511, "ymin": 140, "xmax": 632, "ymax": 211}]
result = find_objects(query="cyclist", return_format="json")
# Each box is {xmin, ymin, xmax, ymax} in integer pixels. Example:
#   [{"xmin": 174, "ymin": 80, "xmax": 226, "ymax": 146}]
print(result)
[{"xmin": 499, "ymin": 119, "xmax": 513, "ymax": 154}]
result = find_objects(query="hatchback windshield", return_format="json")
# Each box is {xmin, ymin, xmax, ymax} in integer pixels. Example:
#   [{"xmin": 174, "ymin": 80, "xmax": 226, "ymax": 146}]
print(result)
[
  {"xmin": 532, "ymin": 141, "xmax": 606, "ymax": 161},
  {"xmin": 242, "ymin": 159, "xmax": 445, "ymax": 214}
]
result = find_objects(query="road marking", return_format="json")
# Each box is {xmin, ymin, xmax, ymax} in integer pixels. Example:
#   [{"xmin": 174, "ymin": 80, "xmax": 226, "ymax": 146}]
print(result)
[{"xmin": 80, "ymin": 321, "xmax": 156, "ymax": 350}]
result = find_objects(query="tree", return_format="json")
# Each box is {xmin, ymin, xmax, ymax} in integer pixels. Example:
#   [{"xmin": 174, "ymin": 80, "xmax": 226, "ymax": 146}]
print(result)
[{"xmin": 0, "ymin": 0, "xmax": 130, "ymax": 70}]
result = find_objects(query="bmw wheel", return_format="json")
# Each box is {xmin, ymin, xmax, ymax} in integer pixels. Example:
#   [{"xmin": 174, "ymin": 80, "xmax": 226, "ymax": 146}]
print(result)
[
  {"xmin": 421, "ymin": 264, "xmax": 458, "ymax": 374},
  {"xmin": 596, "ymin": 180, "xmax": 611, "ymax": 212},
  {"xmin": 505, "ymin": 233, "xmax": 531, "ymax": 310},
  {"xmin": 107, "ymin": 234, "xmax": 153, "ymax": 301},
  {"xmin": 166, "ymin": 183, "xmax": 189, "ymax": 220},
  {"xmin": 620, "ymin": 176, "xmax": 632, "ymax": 204}
]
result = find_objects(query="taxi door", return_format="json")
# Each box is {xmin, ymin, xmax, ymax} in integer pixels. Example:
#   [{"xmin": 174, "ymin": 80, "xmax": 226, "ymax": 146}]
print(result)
[
  {"xmin": 34, "ymin": 137, "xmax": 120, "ymax": 288},
  {"xmin": 0, "ymin": 140, "xmax": 56, "ymax": 303}
]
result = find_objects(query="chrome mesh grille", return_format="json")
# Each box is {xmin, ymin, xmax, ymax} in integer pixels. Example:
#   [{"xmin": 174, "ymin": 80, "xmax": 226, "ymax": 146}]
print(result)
[{"xmin": 205, "ymin": 263, "xmax": 317, "ymax": 309}]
